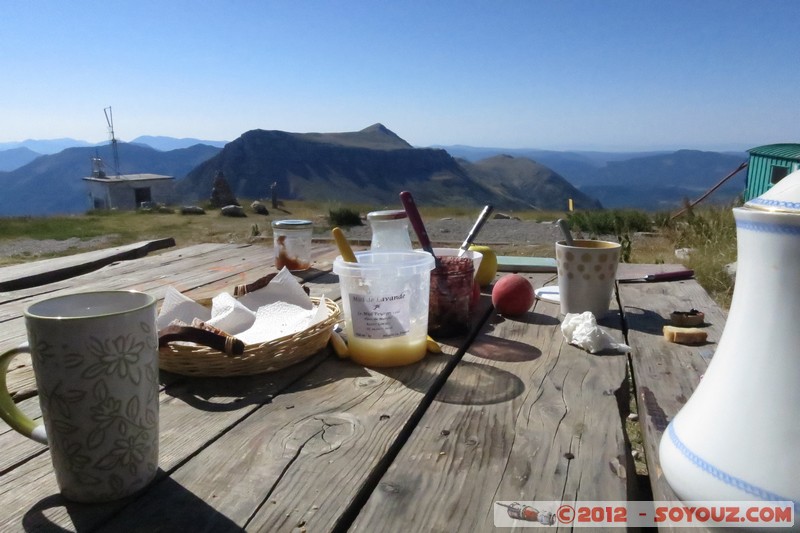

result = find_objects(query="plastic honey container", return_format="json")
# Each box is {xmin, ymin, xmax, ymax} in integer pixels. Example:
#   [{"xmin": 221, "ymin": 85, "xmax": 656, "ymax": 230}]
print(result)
[{"xmin": 333, "ymin": 250, "xmax": 435, "ymax": 367}]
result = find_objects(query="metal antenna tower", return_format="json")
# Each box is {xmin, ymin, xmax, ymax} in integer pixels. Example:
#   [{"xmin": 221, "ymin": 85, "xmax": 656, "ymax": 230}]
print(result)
[{"xmin": 104, "ymin": 106, "xmax": 121, "ymax": 176}]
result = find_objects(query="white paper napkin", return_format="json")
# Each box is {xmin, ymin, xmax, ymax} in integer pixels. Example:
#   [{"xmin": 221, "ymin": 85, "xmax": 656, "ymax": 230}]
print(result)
[
  {"xmin": 237, "ymin": 298, "xmax": 331, "ymax": 345},
  {"xmin": 561, "ymin": 311, "xmax": 631, "ymax": 354},
  {"xmin": 236, "ymin": 267, "xmax": 314, "ymax": 311},
  {"xmin": 206, "ymin": 292, "xmax": 256, "ymax": 334},
  {"xmin": 157, "ymin": 286, "xmax": 211, "ymax": 330},
  {"xmin": 156, "ymin": 267, "xmax": 332, "ymax": 346}
]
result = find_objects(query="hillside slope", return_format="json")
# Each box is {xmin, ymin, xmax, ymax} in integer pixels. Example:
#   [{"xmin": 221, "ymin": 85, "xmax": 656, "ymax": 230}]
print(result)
[
  {"xmin": 460, "ymin": 155, "xmax": 601, "ymax": 210},
  {"xmin": 581, "ymin": 150, "xmax": 747, "ymax": 209},
  {"xmin": 177, "ymin": 125, "xmax": 599, "ymax": 210},
  {"xmin": 0, "ymin": 143, "xmax": 222, "ymax": 216}
]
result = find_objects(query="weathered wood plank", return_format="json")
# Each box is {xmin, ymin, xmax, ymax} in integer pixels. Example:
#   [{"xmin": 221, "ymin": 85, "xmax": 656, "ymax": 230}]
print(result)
[
  {"xmin": 0, "ymin": 349, "xmax": 332, "ymax": 531},
  {"xmin": 0, "ymin": 243, "xmax": 375, "ymax": 531},
  {"xmin": 351, "ymin": 273, "xmax": 630, "ymax": 532},
  {"xmin": 89, "ymin": 295, "xmax": 483, "ymax": 532},
  {"xmin": 0, "ymin": 244, "xmax": 347, "ymax": 400},
  {"xmin": 618, "ymin": 278, "xmax": 727, "ymax": 531},
  {"xmin": 0, "ymin": 238, "xmax": 176, "ymax": 291}
]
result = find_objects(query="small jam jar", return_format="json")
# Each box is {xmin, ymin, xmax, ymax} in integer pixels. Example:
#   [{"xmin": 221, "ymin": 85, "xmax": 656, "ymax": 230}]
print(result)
[
  {"xmin": 367, "ymin": 210, "xmax": 413, "ymax": 251},
  {"xmin": 271, "ymin": 219, "xmax": 313, "ymax": 271},
  {"xmin": 428, "ymin": 256, "xmax": 475, "ymax": 337}
]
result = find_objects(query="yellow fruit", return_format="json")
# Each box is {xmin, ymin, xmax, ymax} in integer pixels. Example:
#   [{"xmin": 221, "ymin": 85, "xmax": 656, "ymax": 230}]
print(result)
[
  {"xmin": 469, "ymin": 245, "xmax": 497, "ymax": 287},
  {"xmin": 329, "ymin": 330, "xmax": 350, "ymax": 358},
  {"xmin": 426, "ymin": 335, "xmax": 443, "ymax": 354}
]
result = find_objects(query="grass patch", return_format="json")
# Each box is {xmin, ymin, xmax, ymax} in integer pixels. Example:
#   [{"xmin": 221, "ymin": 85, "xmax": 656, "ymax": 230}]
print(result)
[
  {"xmin": 568, "ymin": 209, "xmax": 653, "ymax": 235},
  {"xmin": 0, "ymin": 202, "xmax": 739, "ymax": 309},
  {"xmin": 656, "ymin": 205, "xmax": 738, "ymax": 308}
]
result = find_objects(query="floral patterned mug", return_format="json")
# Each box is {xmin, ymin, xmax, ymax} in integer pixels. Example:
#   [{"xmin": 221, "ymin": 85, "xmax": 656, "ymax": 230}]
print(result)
[{"xmin": 0, "ymin": 290, "xmax": 159, "ymax": 503}]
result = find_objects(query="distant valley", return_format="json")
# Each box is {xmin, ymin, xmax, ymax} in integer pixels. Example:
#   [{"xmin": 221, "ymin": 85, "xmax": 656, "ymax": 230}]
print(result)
[{"xmin": 0, "ymin": 125, "xmax": 750, "ymax": 216}]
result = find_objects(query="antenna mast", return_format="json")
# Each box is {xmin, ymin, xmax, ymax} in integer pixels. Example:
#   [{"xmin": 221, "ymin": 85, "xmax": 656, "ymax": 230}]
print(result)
[{"xmin": 104, "ymin": 106, "xmax": 120, "ymax": 176}]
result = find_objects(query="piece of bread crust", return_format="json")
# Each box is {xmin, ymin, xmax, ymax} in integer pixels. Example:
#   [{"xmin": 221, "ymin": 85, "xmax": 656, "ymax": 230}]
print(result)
[
  {"xmin": 663, "ymin": 325, "xmax": 708, "ymax": 345},
  {"xmin": 670, "ymin": 310, "xmax": 705, "ymax": 327}
]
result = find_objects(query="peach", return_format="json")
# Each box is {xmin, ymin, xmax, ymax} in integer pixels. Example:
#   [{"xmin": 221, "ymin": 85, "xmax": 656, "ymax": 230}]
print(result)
[{"xmin": 491, "ymin": 274, "xmax": 534, "ymax": 316}]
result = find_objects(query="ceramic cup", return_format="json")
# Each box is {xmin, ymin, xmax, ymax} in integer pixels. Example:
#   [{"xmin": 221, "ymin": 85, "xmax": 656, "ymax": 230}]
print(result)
[
  {"xmin": 0, "ymin": 291, "xmax": 160, "ymax": 503},
  {"xmin": 555, "ymin": 239, "xmax": 621, "ymax": 317}
]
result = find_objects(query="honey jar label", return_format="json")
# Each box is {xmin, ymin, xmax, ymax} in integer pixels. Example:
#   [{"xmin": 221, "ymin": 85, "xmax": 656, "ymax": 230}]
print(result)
[{"xmin": 350, "ymin": 291, "xmax": 410, "ymax": 339}]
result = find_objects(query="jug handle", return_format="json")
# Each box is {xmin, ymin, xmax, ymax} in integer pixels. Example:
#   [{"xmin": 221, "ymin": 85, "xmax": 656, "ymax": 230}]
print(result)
[{"xmin": 0, "ymin": 344, "xmax": 48, "ymax": 445}]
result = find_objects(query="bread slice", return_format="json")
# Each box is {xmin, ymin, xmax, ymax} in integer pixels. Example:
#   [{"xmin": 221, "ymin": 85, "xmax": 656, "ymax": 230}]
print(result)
[{"xmin": 663, "ymin": 325, "xmax": 708, "ymax": 345}]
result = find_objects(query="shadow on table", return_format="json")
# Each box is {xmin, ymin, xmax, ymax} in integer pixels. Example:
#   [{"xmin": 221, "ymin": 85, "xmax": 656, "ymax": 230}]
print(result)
[
  {"xmin": 622, "ymin": 306, "xmax": 675, "ymax": 335},
  {"xmin": 435, "ymin": 361, "xmax": 525, "ymax": 405},
  {"xmin": 161, "ymin": 351, "xmax": 369, "ymax": 412},
  {"xmin": 383, "ymin": 358, "xmax": 525, "ymax": 406},
  {"xmin": 467, "ymin": 335, "xmax": 542, "ymax": 363},
  {"xmin": 465, "ymin": 310, "xmax": 558, "ymax": 363},
  {"xmin": 22, "ymin": 473, "xmax": 243, "ymax": 532}
]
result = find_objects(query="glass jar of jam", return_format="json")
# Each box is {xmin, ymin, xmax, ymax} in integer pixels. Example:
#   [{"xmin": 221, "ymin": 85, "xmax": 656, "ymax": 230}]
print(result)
[
  {"xmin": 271, "ymin": 219, "xmax": 313, "ymax": 271},
  {"xmin": 428, "ymin": 256, "xmax": 474, "ymax": 337}
]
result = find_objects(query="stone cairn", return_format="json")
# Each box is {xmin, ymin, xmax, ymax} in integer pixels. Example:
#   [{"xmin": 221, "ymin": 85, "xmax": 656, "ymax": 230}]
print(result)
[{"xmin": 210, "ymin": 171, "xmax": 240, "ymax": 208}]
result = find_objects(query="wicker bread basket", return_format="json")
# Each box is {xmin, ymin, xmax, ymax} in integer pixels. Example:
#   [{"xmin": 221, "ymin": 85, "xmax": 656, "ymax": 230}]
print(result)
[{"xmin": 159, "ymin": 297, "xmax": 340, "ymax": 377}]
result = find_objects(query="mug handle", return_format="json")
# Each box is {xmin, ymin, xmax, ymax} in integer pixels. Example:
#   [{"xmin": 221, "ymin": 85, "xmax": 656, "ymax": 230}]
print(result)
[{"xmin": 0, "ymin": 343, "xmax": 48, "ymax": 445}]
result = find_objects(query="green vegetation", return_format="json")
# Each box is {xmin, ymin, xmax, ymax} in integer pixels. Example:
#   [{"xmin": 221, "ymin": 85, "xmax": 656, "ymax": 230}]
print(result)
[
  {"xmin": 567, "ymin": 209, "xmax": 653, "ymax": 235},
  {"xmin": 658, "ymin": 205, "xmax": 738, "ymax": 308},
  {"xmin": 327, "ymin": 207, "xmax": 363, "ymax": 228},
  {"xmin": 0, "ymin": 202, "xmax": 739, "ymax": 309}
]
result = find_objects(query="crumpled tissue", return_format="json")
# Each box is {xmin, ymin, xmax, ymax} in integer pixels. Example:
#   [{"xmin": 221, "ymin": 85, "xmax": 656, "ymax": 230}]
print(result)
[
  {"xmin": 157, "ymin": 267, "xmax": 331, "ymax": 345},
  {"xmin": 561, "ymin": 311, "xmax": 631, "ymax": 354}
]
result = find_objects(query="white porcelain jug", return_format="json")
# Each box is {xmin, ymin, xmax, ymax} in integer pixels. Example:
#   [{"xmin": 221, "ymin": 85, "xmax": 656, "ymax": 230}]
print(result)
[{"xmin": 660, "ymin": 170, "xmax": 800, "ymax": 508}]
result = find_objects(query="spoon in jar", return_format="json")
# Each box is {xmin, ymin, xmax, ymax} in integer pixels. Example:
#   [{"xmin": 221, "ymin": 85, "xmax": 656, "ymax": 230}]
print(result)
[
  {"xmin": 400, "ymin": 191, "xmax": 438, "ymax": 264},
  {"xmin": 458, "ymin": 204, "xmax": 493, "ymax": 257},
  {"xmin": 557, "ymin": 218, "xmax": 575, "ymax": 246},
  {"xmin": 332, "ymin": 227, "xmax": 358, "ymax": 263}
]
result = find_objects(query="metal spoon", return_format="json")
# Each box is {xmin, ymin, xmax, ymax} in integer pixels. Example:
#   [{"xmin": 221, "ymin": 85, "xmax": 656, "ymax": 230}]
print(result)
[
  {"xmin": 458, "ymin": 205, "xmax": 493, "ymax": 257},
  {"xmin": 557, "ymin": 218, "xmax": 575, "ymax": 246}
]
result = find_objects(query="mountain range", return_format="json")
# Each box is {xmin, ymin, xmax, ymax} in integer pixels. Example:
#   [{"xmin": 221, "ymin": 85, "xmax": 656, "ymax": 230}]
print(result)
[
  {"xmin": 0, "ymin": 125, "xmax": 752, "ymax": 217},
  {"xmin": 0, "ymin": 143, "xmax": 222, "ymax": 216},
  {"xmin": 442, "ymin": 145, "xmax": 749, "ymax": 211},
  {"xmin": 176, "ymin": 124, "xmax": 598, "ymax": 211},
  {"xmin": 0, "ymin": 136, "xmax": 229, "ymax": 171}
]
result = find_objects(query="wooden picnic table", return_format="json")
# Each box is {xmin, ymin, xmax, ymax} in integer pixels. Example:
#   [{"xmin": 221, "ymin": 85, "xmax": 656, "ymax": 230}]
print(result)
[{"xmin": 0, "ymin": 242, "xmax": 723, "ymax": 531}]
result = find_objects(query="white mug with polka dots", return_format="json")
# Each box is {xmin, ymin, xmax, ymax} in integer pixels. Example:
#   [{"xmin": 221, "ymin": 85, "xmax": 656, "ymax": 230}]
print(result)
[{"xmin": 555, "ymin": 239, "xmax": 621, "ymax": 317}]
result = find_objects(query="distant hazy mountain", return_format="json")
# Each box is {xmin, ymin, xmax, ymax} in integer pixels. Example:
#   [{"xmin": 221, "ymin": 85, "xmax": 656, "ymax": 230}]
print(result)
[
  {"xmin": 0, "ymin": 138, "xmax": 96, "ymax": 155},
  {"xmin": 0, "ymin": 136, "xmax": 229, "ymax": 159},
  {"xmin": 0, "ymin": 127, "xmax": 753, "ymax": 217},
  {"xmin": 131, "ymin": 136, "xmax": 229, "ymax": 151},
  {"xmin": 0, "ymin": 147, "xmax": 41, "ymax": 171},
  {"xmin": 580, "ymin": 150, "xmax": 748, "ymax": 210},
  {"xmin": 459, "ymin": 155, "xmax": 600, "ymax": 210},
  {"xmin": 177, "ymin": 124, "xmax": 598, "ymax": 210},
  {"xmin": 440, "ymin": 144, "xmax": 749, "ymax": 211},
  {"xmin": 0, "ymin": 143, "xmax": 222, "ymax": 216}
]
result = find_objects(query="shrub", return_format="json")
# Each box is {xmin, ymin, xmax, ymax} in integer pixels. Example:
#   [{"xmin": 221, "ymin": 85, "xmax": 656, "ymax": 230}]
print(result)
[
  {"xmin": 568, "ymin": 209, "xmax": 652, "ymax": 236},
  {"xmin": 328, "ymin": 207, "xmax": 363, "ymax": 228}
]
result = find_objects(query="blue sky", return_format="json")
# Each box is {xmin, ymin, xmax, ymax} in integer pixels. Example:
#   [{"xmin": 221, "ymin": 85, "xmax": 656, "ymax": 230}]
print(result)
[{"xmin": 2, "ymin": 0, "xmax": 798, "ymax": 151}]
